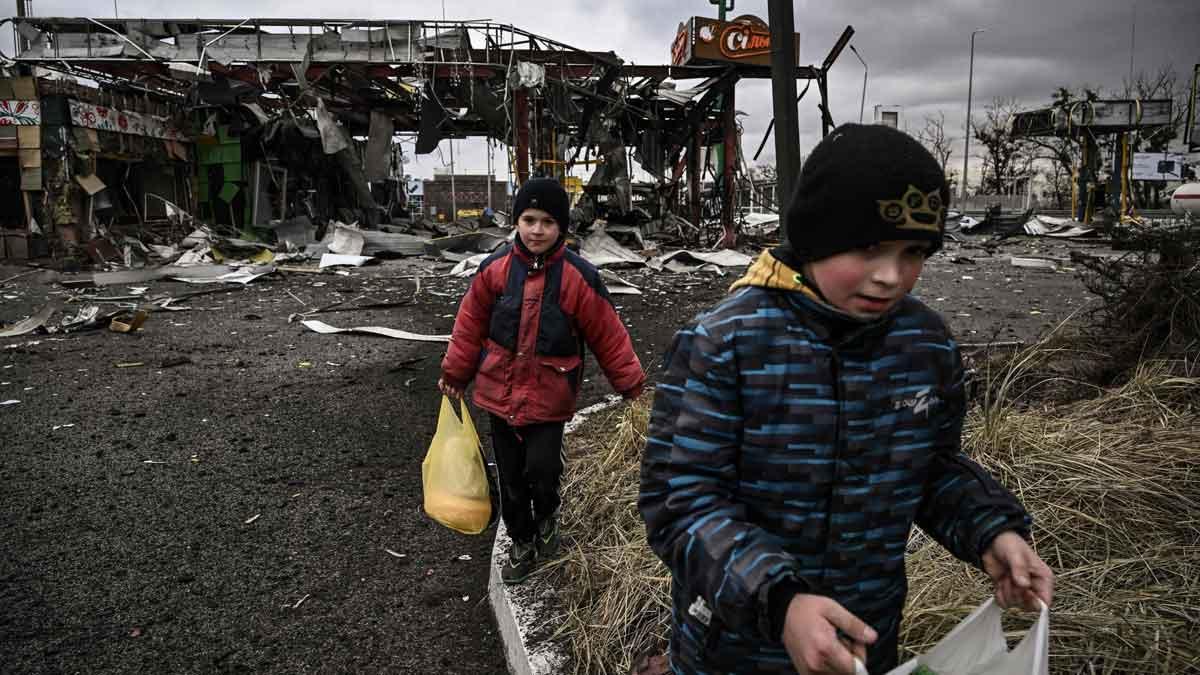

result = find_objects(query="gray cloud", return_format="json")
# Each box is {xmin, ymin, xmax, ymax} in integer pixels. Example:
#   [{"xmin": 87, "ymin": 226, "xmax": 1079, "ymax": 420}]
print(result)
[{"xmin": 23, "ymin": 0, "xmax": 1200, "ymax": 180}]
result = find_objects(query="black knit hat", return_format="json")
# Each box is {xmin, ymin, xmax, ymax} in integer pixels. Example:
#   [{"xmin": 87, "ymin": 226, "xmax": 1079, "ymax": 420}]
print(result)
[
  {"xmin": 512, "ymin": 178, "xmax": 571, "ymax": 232},
  {"xmin": 785, "ymin": 123, "xmax": 948, "ymax": 263}
]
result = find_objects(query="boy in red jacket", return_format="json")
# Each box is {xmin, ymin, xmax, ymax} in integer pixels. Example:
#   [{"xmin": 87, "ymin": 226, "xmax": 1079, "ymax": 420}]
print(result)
[{"xmin": 439, "ymin": 178, "xmax": 645, "ymax": 583}]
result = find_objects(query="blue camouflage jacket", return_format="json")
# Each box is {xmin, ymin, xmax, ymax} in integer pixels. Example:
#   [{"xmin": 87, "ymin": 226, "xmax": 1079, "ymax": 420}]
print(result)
[{"xmin": 639, "ymin": 251, "xmax": 1030, "ymax": 674}]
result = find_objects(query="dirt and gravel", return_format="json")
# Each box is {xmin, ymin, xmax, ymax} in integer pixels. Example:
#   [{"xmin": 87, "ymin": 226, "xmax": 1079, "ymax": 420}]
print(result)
[{"xmin": 0, "ymin": 232, "xmax": 1100, "ymax": 674}]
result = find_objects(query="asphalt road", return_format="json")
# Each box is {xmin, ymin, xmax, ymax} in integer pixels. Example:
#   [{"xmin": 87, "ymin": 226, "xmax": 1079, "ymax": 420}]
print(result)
[{"xmin": 0, "ymin": 234, "xmax": 1092, "ymax": 673}]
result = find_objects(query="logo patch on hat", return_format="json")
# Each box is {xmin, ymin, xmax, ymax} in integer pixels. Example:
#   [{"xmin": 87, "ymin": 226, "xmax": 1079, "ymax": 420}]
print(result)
[{"xmin": 877, "ymin": 185, "xmax": 944, "ymax": 232}]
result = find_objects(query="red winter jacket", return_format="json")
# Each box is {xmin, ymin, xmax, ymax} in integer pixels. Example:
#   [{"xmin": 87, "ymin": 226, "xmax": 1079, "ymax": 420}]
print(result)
[{"xmin": 440, "ymin": 241, "xmax": 645, "ymax": 427}]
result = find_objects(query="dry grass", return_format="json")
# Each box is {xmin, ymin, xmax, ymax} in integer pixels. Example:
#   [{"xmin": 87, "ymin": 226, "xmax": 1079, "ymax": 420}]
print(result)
[
  {"xmin": 906, "ymin": 354, "xmax": 1200, "ymax": 674},
  {"xmin": 550, "ymin": 350, "xmax": 1200, "ymax": 674},
  {"xmin": 540, "ymin": 394, "xmax": 669, "ymax": 675}
]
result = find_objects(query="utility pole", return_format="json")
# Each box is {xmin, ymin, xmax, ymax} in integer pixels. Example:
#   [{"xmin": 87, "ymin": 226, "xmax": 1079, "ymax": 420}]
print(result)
[
  {"xmin": 711, "ymin": 0, "xmax": 734, "ymax": 228},
  {"xmin": 850, "ymin": 44, "xmax": 867, "ymax": 124},
  {"xmin": 768, "ymin": 0, "xmax": 800, "ymax": 242},
  {"xmin": 442, "ymin": 0, "xmax": 457, "ymax": 222},
  {"xmin": 960, "ymin": 28, "xmax": 986, "ymax": 205}
]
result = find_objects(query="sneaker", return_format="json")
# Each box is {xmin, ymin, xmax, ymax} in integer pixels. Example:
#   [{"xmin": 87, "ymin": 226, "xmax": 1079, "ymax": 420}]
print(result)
[
  {"xmin": 535, "ymin": 516, "xmax": 560, "ymax": 560},
  {"xmin": 502, "ymin": 540, "xmax": 537, "ymax": 585}
]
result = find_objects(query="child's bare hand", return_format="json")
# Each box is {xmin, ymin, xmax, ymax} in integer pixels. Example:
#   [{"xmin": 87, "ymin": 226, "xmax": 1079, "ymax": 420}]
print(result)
[
  {"xmin": 437, "ymin": 377, "xmax": 464, "ymax": 399},
  {"xmin": 983, "ymin": 531, "xmax": 1054, "ymax": 611},
  {"xmin": 781, "ymin": 594, "xmax": 877, "ymax": 675}
]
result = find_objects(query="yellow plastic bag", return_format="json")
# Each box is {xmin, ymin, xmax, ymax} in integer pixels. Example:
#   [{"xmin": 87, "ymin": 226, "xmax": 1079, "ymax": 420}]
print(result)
[{"xmin": 422, "ymin": 396, "xmax": 491, "ymax": 535}]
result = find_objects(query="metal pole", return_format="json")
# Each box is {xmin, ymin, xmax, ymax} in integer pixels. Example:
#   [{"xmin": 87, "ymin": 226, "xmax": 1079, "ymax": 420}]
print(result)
[
  {"xmin": 1129, "ymin": 3, "xmax": 1136, "ymax": 87},
  {"xmin": 850, "ymin": 45, "xmax": 867, "ymax": 124},
  {"xmin": 447, "ymin": 132, "xmax": 456, "ymax": 224},
  {"xmin": 768, "ymin": 0, "xmax": 800, "ymax": 242},
  {"xmin": 961, "ymin": 28, "xmax": 986, "ymax": 204},
  {"xmin": 712, "ymin": 0, "xmax": 732, "ymax": 221}
]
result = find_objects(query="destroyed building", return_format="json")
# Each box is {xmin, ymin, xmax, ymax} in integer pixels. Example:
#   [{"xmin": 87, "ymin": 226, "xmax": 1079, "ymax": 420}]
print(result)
[
  {"xmin": 422, "ymin": 172, "xmax": 508, "ymax": 222},
  {"xmin": 1, "ymin": 15, "xmax": 853, "ymax": 261}
]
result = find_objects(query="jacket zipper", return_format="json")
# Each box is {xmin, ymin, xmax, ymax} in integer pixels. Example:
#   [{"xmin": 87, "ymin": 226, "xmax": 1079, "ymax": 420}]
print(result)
[{"xmin": 822, "ymin": 347, "xmax": 844, "ymax": 586}]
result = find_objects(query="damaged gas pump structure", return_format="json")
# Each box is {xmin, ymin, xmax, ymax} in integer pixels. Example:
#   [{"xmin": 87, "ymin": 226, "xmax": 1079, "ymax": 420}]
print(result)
[
  {"xmin": 1, "ymin": 15, "xmax": 853, "ymax": 258},
  {"xmin": 1012, "ymin": 97, "xmax": 1174, "ymax": 224}
]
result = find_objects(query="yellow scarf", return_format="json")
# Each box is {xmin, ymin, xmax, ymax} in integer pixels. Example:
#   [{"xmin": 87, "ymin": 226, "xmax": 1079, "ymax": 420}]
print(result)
[{"xmin": 729, "ymin": 249, "xmax": 823, "ymax": 304}]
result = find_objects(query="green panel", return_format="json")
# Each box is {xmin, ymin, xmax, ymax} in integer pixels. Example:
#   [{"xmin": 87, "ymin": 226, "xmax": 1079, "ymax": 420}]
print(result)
[{"xmin": 221, "ymin": 161, "xmax": 242, "ymax": 181}]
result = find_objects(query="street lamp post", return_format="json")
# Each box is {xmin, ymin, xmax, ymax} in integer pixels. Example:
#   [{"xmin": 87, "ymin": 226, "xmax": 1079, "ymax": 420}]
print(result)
[
  {"xmin": 850, "ymin": 45, "xmax": 867, "ymax": 124},
  {"xmin": 961, "ymin": 28, "xmax": 986, "ymax": 204}
]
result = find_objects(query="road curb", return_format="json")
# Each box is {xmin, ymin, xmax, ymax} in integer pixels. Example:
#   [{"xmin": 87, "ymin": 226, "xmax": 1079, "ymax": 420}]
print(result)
[
  {"xmin": 489, "ymin": 520, "xmax": 567, "ymax": 675},
  {"xmin": 490, "ymin": 394, "xmax": 625, "ymax": 675}
]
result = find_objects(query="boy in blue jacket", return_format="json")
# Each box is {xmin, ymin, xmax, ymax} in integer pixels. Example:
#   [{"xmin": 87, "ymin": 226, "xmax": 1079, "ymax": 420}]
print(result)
[{"xmin": 639, "ymin": 124, "xmax": 1053, "ymax": 675}]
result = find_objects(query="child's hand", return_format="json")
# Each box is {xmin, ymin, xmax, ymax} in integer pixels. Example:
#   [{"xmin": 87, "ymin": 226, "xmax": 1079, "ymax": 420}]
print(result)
[
  {"xmin": 982, "ymin": 531, "xmax": 1055, "ymax": 611},
  {"xmin": 781, "ymin": 594, "xmax": 877, "ymax": 675},
  {"xmin": 437, "ymin": 377, "xmax": 464, "ymax": 399}
]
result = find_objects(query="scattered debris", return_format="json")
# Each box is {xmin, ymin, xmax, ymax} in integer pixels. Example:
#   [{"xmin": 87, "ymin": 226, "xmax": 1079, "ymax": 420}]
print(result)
[
  {"xmin": 1010, "ymin": 257, "xmax": 1060, "ymax": 271},
  {"xmin": 244, "ymin": 514, "xmax": 261, "ymax": 525},
  {"xmin": 300, "ymin": 320, "xmax": 451, "ymax": 343},
  {"xmin": 0, "ymin": 304, "xmax": 55, "ymax": 338},
  {"xmin": 319, "ymin": 254, "xmax": 374, "ymax": 268},
  {"xmin": 1, "ymin": 400, "xmax": 19, "ymax": 406},
  {"xmin": 1023, "ymin": 215, "xmax": 1096, "ymax": 238},
  {"xmin": 581, "ymin": 230, "xmax": 646, "ymax": 268},
  {"xmin": 0, "ymin": 269, "xmax": 42, "ymax": 285},
  {"xmin": 648, "ymin": 249, "xmax": 753, "ymax": 273},
  {"xmin": 109, "ymin": 310, "xmax": 149, "ymax": 334},
  {"xmin": 114, "ymin": 362, "xmax": 145, "ymax": 368},
  {"xmin": 450, "ymin": 253, "xmax": 490, "ymax": 278},
  {"xmin": 600, "ymin": 270, "xmax": 642, "ymax": 296}
]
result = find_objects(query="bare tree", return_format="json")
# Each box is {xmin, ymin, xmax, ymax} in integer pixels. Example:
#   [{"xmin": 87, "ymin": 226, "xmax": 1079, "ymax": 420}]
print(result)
[
  {"xmin": 973, "ymin": 97, "xmax": 1035, "ymax": 196},
  {"xmin": 752, "ymin": 163, "xmax": 778, "ymax": 183},
  {"xmin": 916, "ymin": 111, "xmax": 955, "ymax": 172}
]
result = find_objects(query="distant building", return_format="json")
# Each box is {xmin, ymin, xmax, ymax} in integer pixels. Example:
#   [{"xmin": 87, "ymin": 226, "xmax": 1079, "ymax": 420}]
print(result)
[
  {"xmin": 422, "ymin": 171, "xmax": 508, "ymax": 221},
  {"xmin": 874, "ymin": 105, "xmax": 903, "ymax": 129}
]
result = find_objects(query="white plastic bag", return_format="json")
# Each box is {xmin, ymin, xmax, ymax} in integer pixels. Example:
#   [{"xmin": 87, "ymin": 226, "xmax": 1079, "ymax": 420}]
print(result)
[{"xmin": 861, "ymin": 599, "xmax": 1048, "ymax": 675}]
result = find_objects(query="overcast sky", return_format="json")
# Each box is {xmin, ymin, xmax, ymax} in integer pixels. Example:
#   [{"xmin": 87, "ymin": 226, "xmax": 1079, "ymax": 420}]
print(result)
[{"xmin": 17, "ymin": 0, "xmax": 1200, "ymax": 184}]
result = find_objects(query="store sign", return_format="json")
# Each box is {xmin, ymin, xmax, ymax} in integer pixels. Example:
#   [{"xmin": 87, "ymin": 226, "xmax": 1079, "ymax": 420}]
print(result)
[
  {"xmin": 671, "ymin": 15, "xmax": 798, "ymax": 69},
  {"xmin": 68, "ymin": 99, "xmax": 186, "ymax": 141},
  {"xmin": 0, "ymin": 100, "xmax": 41, "ymax": 125},
  {"xmin": 1131, "ymin": 152, "xmax": 1188, "ymax": 181}
]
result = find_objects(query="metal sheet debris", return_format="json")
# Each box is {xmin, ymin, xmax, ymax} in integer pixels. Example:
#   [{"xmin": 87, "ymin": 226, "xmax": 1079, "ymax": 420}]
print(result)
[
  {"xmin": 451, "ymin": 253, "xmax": 490, "ymax": 278},
  {"xmin": 600, "ymin": 270, "xmax": 642, "ymax": 295},
  {"xmin": 1010, "ymin": 257, "xmax": 1060, "ymax": 271},
  {"xmin": 581, "ymin": 230, "xmax": 645, "ymax": 268},
  {"xmin": 300, "ymin": 320, "xmax": 450, "ymax": 343},
  {"xmin": 648, "ymin": 249, "xmax": 753, "ymax": 272},
  {"xmin": 0, "ymin": 304, "xmax": 55, "ymax": 337},
  {"xmin": 319, "ymin": 254, "xmax": 374, "ymax": 268},
  {"xmin": 170, "ymin": 265, "xmax": 276, "ymax": 285},
  {"xmin": 1023, "ymin": 216, "xmax": 1095, "ymax": 238}
]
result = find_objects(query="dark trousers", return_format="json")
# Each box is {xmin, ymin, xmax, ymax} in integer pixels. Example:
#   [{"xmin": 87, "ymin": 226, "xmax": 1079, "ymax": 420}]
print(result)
[{"xmin": 489, "ymin": 414, "xmax": 565, "ymax": 544}]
